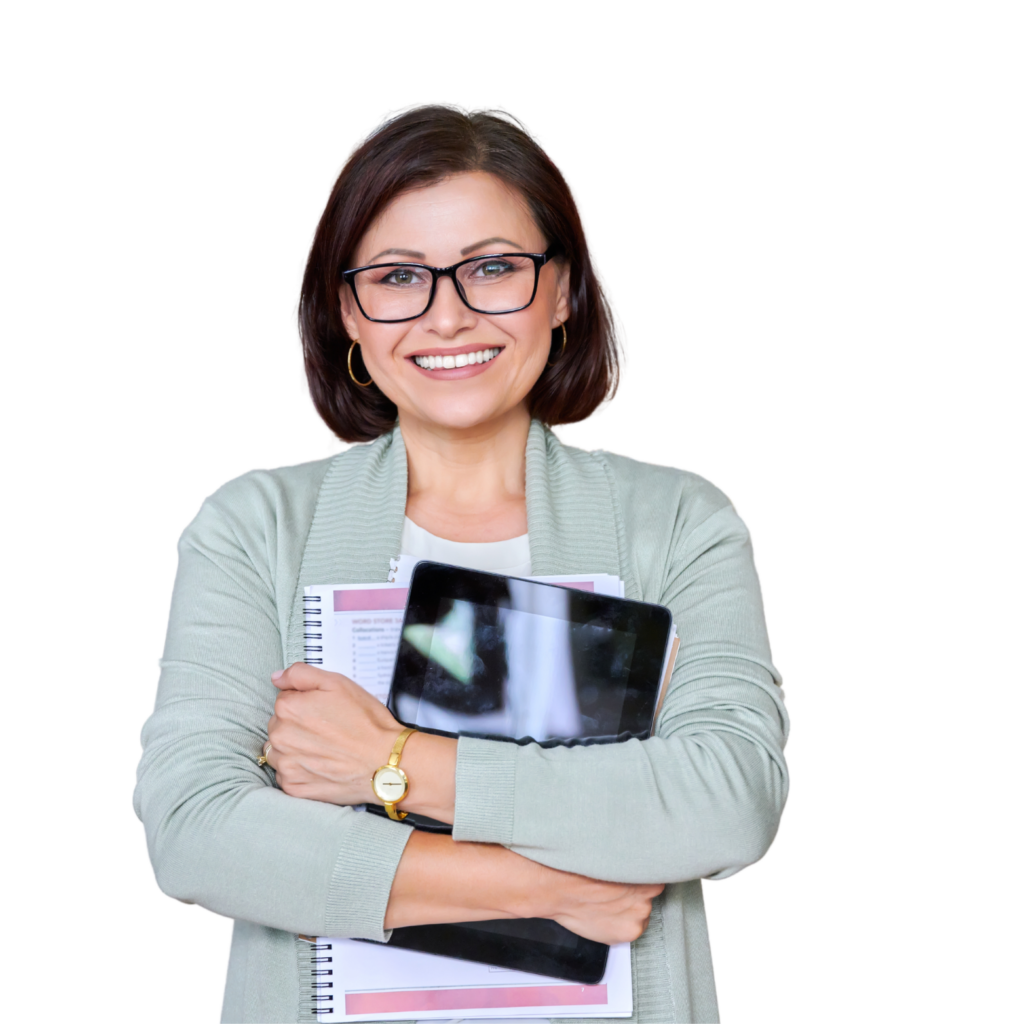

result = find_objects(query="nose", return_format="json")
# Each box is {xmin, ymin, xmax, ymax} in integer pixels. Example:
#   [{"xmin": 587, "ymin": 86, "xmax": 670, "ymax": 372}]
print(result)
[{"xmin": 421, "ymin": 274, "xmax": 475, "ymax": 338}]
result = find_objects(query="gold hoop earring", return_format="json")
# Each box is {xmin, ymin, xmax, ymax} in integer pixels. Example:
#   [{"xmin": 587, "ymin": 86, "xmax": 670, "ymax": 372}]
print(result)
[
  {"xmin": 347, "ymin": 340, "xmax": 373, "ymax": 387},
  {"xmin": 548, "ymin": 322, "xmax": 568, "ymax": 366}
]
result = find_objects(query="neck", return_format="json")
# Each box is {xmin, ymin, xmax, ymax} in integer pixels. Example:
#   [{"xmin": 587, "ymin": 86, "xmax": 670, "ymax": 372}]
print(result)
[{"xmin": 400, "ymin": 405, "xmax": 532, "ymax": 542}]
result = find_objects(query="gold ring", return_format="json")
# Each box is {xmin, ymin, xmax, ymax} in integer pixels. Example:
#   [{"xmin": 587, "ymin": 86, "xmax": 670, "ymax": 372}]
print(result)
[{"xmin": 257, "ymin": 741, "xmax": 272, "ymax": 767}]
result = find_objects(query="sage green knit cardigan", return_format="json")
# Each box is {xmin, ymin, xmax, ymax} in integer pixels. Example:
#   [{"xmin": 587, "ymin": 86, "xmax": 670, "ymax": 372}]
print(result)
[{"xmin": 134, "ymin": 420, "xmax": 789, "ymax": 1023}]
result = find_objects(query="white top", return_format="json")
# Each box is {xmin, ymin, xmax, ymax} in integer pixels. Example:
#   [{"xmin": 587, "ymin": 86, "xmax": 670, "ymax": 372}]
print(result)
[{"xmin": 398, "ymin": 516, "xmax": 532, "ymax": 578}]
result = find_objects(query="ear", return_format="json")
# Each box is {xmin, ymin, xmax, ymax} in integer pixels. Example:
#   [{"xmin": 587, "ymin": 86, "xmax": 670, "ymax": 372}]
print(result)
[
  {"xmin": 338, "ymin": 285, "xmax": 360, "ymax": 341},
  {"xmin": 551, "ymin": 260, "xmax": 571, "ymax": 328}
]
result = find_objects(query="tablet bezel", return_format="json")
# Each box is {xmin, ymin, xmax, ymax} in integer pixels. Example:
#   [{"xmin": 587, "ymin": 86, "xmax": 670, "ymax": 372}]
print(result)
[{"xmin": 374, "ymin": 917, "xmax": 610, "ymax": 986}]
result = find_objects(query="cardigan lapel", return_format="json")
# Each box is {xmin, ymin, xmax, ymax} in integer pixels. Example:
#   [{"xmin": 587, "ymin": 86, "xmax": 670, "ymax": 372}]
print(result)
[
  {"xmin": 524, "ymin": 420, "xmax": 629, "ymax": 590},
  {"xmin": 285, "ymin": 430, "xmax": 408, "ymax": 666}
]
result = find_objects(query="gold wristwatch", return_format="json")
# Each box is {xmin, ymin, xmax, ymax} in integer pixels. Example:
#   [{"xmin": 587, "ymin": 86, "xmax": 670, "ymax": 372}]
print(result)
[{"xmin": 371, "ymin": 727, "xmax": 416, "ymax": 820}]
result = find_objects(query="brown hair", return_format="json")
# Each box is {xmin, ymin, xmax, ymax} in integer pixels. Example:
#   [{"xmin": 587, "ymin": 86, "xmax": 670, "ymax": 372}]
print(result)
[{"xmin": 299, "ymin": 106, "xmax": 619, "ymax": 442}]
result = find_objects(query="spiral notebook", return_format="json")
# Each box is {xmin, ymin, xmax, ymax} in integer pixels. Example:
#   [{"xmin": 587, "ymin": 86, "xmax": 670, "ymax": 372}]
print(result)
[
  {"xmin": 302, "ymin": 935, "xmax": 632, "ymax": 1021},
  {"xmin": 301, "ymin": 571, "xmax": 650, "ymax": 1021}
]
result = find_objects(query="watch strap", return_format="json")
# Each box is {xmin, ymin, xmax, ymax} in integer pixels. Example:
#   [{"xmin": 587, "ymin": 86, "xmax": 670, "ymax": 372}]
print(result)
[
  {"xmin": 388, "ymin": 727, "xmax": 416, "ymax": 768},
  {"xmin": 383, "ymin": 727, "xmax": 416, "ymax": 820}
]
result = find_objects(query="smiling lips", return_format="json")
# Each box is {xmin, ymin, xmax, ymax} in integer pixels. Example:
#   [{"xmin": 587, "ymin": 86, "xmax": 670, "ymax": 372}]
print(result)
[{"xmin": 411, "ymin": 347, "xmax": 501, "ymax": 371}]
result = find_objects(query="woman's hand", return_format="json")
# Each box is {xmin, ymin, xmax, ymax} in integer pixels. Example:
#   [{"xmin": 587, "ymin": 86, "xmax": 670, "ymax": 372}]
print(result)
[
  {"xmin": 542, "ymin": 871, "xmax": 665, "ymax": 945},
  {"xmin": 265, "ymin": 663, "xmax": 402, "ymax": 805}
]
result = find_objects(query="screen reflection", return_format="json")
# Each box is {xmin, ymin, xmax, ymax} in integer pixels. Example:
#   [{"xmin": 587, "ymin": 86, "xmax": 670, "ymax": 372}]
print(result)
[{"xmin": 395, "ymin": 579, "xmax": 637, "ymax": 742}]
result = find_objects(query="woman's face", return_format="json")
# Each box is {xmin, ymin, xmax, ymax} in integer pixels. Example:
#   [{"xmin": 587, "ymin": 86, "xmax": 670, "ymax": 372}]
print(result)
[{"xmin": 339, "ymin": 171, "xmax": 570, "ymax": 435}]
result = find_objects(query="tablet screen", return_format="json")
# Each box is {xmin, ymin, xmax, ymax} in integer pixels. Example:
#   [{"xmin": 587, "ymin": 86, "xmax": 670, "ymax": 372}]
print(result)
[{"xmin": 390, "ymin": 563, "xmax": 671, "ymax": 744}]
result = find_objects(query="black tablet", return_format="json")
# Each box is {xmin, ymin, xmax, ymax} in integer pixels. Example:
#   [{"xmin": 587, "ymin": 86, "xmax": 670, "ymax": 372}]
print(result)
[{"xmin": 373, "ymin": 561, "xmax": 674, "ymax": 984}]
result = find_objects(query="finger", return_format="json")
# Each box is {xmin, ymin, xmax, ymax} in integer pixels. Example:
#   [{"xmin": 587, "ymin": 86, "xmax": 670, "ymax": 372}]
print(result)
[
  {"xmin": 272, "ymin": 689, "xmax": 308, "ymax": 722},
  {"xmin": 271, "ymin": 662, "xmax": 336, "ymax": 692},
  {"xmin": 265, "ymin": 743, "xmax": 313, "ymax": 777}
]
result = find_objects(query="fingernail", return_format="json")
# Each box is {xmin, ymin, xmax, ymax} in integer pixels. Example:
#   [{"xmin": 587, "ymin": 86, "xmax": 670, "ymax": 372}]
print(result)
[{"xmin": 271, "ymin": 669, "xmax": 284, "ymax": 681}]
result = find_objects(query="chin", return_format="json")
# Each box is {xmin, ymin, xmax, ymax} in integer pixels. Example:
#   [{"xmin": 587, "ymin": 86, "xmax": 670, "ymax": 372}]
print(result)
[{"xmin": 410, "ymin": 397, "xmax": 523, "ymax": 433}]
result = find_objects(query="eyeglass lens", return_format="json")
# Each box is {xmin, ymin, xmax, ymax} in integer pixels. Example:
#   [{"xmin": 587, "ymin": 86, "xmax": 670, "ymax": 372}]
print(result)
[{"xmin": 352, "ymin": 255, "xmax": 538, "ymax": 321}]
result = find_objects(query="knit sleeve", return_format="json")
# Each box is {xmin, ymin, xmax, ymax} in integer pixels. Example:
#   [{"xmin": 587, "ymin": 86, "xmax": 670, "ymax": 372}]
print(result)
[
  {"xmin": 133, "ymin": 494, "xmax": 412, "ymax": 939},
  {"xmin": 452, "ymin": 503, "xmax": 789, "ymax": 883}
]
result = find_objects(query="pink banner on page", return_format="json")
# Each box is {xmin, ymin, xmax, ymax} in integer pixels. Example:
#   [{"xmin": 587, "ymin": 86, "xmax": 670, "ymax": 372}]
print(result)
[
  {"xmin": 332, "ymin": 581, "xmax": 592, "ymax": 613},
  {"xmin": 346, "ymin": 983, "xmax": 608, "ymax": 1015},
  {"xmin": 334, "ymin": 589, "xmax": 409, "ymax": 612}
]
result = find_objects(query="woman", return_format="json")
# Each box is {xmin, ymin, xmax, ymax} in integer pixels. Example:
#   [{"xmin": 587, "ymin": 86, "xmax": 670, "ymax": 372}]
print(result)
[{"xmin": 135, "ymin": 106, "xmax": 789, "ymax": 1024}]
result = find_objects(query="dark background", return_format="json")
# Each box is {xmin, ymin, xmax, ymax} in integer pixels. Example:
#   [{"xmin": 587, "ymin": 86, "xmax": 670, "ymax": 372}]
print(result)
[{"xmin": 130, "ymin": 96, "xmax": 798, "ymax": 1015}]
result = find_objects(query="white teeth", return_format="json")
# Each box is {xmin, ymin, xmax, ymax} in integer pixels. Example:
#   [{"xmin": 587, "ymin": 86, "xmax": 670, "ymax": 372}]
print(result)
[{"xmin": 413, "ymin": 348, "xmax": 500, "ymax": 370}]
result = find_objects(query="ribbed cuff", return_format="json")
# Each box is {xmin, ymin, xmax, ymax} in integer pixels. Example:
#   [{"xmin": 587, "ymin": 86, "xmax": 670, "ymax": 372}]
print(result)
[
  {"xmin": 452, "ymin": 736, "xmax": 518, "ymax": 845},
  {"xmin": 323, "ymin": 810, "xmax": 413, "ymax": 941}
]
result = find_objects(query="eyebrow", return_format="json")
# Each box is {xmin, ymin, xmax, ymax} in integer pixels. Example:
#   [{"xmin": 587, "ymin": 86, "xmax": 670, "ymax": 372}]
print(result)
[
  {"xmin": 460, "ymin": 237, "xmax": 523, "ymax": 256},
  {"xmin": 366, "ymin": 247, "xmax": 427, "ymax": 263},
  {"xmin": 364, "ymin": 238, "xmax": 525, "ymax": 265}
]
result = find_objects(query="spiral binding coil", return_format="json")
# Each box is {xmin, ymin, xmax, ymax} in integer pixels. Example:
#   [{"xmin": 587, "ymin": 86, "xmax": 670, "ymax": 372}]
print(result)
[
  {"xmin": 308, "ymin": 943, "xmax": 334, "ymax": 1016},
  {"xmin": 303, "ymin": 594, "xmax": 323, "ymax": 665}
]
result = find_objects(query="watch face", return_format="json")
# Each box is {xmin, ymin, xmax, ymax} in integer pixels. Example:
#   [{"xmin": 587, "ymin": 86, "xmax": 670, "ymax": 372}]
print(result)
[{"xmin": 372, "ymin": 765, "xmax": 408, "ymax": 804}]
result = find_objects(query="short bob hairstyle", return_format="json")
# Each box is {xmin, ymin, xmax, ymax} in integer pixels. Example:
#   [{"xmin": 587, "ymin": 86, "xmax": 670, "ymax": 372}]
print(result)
[{"xmin": 299, "ymin": 106, "xmax": 618, "ymax": 443}]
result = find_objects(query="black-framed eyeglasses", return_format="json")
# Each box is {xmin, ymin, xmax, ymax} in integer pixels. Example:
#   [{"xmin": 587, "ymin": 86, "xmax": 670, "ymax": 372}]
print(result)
[{"xmin": 341, "ymin": 249, "xmax": 554, "ymax": 323}]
